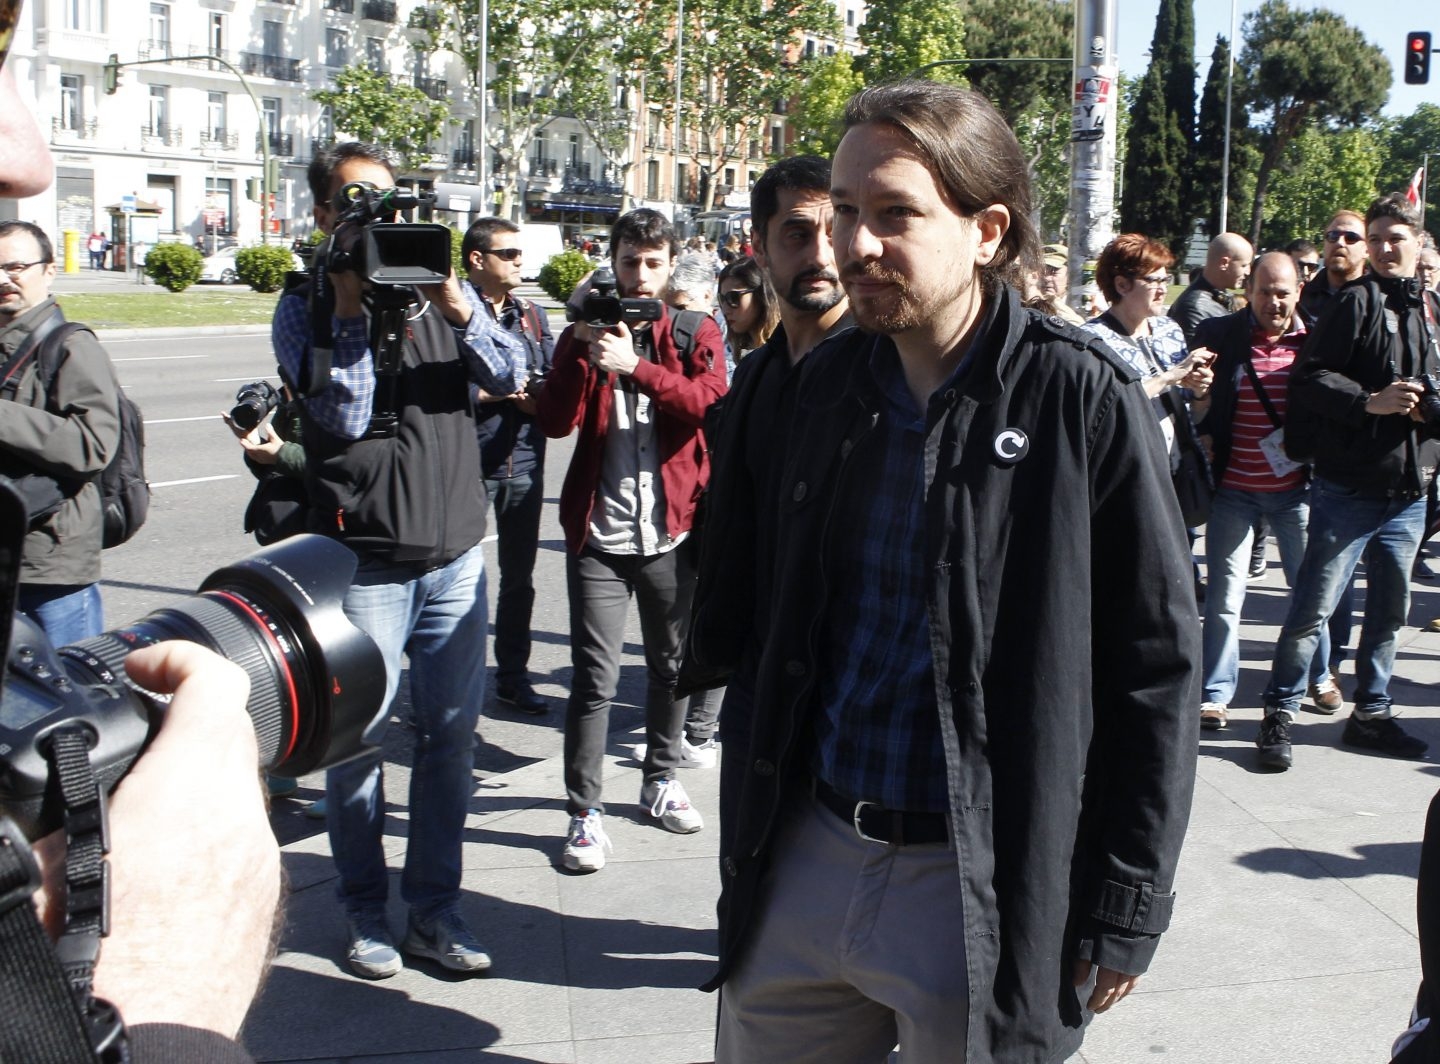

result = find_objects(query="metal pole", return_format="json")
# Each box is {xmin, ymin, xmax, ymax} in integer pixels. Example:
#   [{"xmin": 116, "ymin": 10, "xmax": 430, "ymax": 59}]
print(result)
[
  {"xmin": 1066, "ymin": 0, "xmax": 1119, "ymax": 314},
  {"xmin": 1423, "ymin": 150, "xmax": 1436, "ymax": 236},
  {"xmin": 1219, "ymin": 0, "xmax": 1237, "ymax": 234},
  {"xmin": 478, "ymin": 0, "xmax": 489, "ymax": 212},
  {"xmin": 673, "ymin": 0, "xmax": 683, "ymax": 213}
]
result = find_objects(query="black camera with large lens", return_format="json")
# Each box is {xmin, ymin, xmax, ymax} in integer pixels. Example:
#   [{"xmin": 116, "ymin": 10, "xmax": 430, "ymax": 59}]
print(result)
[
  {"xmin": 0, "ymin": 501, "xmax": 387, "ymax": 840},
  {"xmin": 569, "ymin": 266, "xmax": 665, "ymax": 328},
  {"xmin": 322, "ymin": 180, "xmax": 452, "ymax": 288},
  {"xmin": 229, "ymin": 379, "xmax": 281, "ymax": 433}
]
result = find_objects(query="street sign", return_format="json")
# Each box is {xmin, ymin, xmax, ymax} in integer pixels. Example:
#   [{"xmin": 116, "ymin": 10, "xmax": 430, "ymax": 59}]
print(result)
[{"xmin": 121, "ymin": 194, "xmax": 137, "ymax": 215}]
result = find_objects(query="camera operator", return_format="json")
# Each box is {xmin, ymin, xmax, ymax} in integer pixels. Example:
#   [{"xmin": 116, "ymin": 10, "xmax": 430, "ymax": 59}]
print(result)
[
  {"xmin": 271, "ymin": 142, "xmax": 523, "ymax": 980},
  {"xmin": 534, "ymin": 209, "xmax": 727, "ymax": 873}
]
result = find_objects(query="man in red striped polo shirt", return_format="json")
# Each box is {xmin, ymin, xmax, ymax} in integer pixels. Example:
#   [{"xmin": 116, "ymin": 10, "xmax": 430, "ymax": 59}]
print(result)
[{"xmin": 1193, "ymin": 252, "xmax": 1339, "ymax": 732}]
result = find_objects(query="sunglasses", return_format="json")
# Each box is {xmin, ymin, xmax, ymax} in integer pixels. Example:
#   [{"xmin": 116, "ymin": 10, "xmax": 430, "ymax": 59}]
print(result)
[
  {"xmin": 1297, "ymin": 260, "xmax": 1320, "ymax": 276},
  {"xmin": 720, "ymin": 288, "xmax": 756, "ymax": 308},
  {"xmin": 1324, "ymin": 229, "xmax": 1363, "ymax": 246},
  {"xmin": 483, "ymin": 247, "xmax": 522, "ymax": 261}
]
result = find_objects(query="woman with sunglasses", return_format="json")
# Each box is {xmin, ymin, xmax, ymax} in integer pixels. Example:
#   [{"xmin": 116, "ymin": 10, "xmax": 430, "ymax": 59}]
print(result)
[{"xmin": 717, "ymin": 257, "xmax": 778, "ymax": 366}]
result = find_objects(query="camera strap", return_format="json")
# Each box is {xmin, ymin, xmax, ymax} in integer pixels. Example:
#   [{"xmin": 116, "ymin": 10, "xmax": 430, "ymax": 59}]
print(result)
[{"xmin": 0, "ymin": 727, "xmax": 126, "ymax": 1062}]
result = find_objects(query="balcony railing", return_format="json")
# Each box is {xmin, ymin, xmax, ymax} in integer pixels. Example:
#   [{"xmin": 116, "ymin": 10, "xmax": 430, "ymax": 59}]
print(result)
[
  {"xmin": 51, "ymin": 116, "xmax": 98, "ymax": 140},
  {"xmin": 451, "ymin": 147, "xmax": 476, "ymax": 170},
  {"xmin": 361, "ymin": 0, "xmax": 397, "ymax": 22},
  {"xmin": 531, "ymin": 157, "xmax": 560, "ymax": 178},
  {"xmin": 140, "ymin": 123, "xmax": 185, "ymax": 148},
  {"xmin": 257, "ymin": 131, "xmax": 295, "ymax": 156},
  {"xmin": 311, "ymin": 137, "xmax": 336, "ymax": 157},
  {"xmin": 199, "ymin": 129, "xmax": 239, "ymax": 151},
  {"xmin": 135, "ymin": 37, "xmax": 173, "ymax": 61},
  {"xmin": 324, "ymin": 0, "xmax": 354, "ymax": 10},
  {"xmin": 644, "ymin": 133, "xmax": 668, "ymax": 151},
  {"xmin": 413, "ymin": 74, "xmax": 446, "ymax": 100},
  {"xmin": 239, "ymin": 51, "xmax": 302, "ymax": 82}
]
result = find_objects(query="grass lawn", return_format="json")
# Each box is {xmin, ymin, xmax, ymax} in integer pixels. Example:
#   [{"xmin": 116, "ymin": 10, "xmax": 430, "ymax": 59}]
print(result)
[{"xmin": 61, "ymin": 287, "xmax": 283, "ymax": 329}]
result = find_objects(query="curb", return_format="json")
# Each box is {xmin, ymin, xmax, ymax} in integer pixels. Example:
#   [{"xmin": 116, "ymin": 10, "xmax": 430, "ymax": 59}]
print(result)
[{"xmin": 95, "ymin": 324, "xmax": 273, "ymax": 341}]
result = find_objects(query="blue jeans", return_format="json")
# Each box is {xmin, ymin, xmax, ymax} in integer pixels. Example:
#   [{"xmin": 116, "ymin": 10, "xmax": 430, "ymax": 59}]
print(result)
[
  {"xmin": 17, "ymin": 583, "xmax": 103, "ymax": 645},
  {"xmin": 325, "ymin": 542, "xmax": 488, "ymax": 923},
  {"xmin": 1202, "ymin": 485, "xmax": 1329, "ymax": 705},
  {"xmin": 1262, "ymin": 478, "xmax": 1427, "ymax": 718}
]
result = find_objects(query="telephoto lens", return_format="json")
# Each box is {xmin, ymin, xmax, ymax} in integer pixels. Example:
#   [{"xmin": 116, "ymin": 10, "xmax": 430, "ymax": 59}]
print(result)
[
  {"xmin": 229, "ymin": 380, "xmax": 280, "ymax": 433},
  {"xmin": 0, "ymin": 535, "xmax": 386, "ymax": 839}
]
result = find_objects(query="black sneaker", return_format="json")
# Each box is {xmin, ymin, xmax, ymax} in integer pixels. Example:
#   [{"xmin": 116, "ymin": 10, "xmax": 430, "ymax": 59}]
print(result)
[
  {"xmin": 1341, "ymin": 714, "xmax": 1429, "ymax": 759},
  {"xmin": 1256, "ymin": 712, "xmax": 1293, "ymax": 771},
  {"xmin": 495, "ymin": 678, "xmax": 547, "ymax": 716},
  {"xmin": 1249, "ymin": 541, "xmax": 1268, "ymax": 581}
]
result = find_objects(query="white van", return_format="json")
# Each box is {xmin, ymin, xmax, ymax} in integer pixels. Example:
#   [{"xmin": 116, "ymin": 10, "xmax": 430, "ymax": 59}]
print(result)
[{"xmin": 513, "ymin": 224, "xmax": 565, "ymax": 281}]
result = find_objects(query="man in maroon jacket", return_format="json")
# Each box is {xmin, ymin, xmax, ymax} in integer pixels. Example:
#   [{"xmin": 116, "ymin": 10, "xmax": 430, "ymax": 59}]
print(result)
[{"xmin": 535, "ymin": 208, "xmax": 727, "ymax": 873}]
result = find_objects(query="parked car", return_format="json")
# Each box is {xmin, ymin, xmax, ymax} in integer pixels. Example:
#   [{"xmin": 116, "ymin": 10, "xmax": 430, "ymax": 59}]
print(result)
[{"xmin": 199, "ymin": 245, "xmax": 305, "ymax": 284}]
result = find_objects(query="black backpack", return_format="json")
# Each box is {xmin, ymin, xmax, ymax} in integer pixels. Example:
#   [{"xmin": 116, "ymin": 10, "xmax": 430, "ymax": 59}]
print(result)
[{"xmin": 4, "ymin": 313, "xmax": 150, "ymax": 548}]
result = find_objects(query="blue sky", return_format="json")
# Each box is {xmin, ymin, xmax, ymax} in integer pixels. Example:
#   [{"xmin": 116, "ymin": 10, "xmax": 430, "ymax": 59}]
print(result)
[{"xmin": 1115, "ymin": 1, "xmax": 1438, "ymax": 117}]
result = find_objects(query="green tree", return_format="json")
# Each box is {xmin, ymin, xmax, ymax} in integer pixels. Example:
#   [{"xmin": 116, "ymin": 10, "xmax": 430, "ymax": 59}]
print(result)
[
  {"xmin": 1377, "ymin": 103, "xmax": 1440, "ymax": 240},
  {"xmin": 1120, "ymin": 62, "xmax": 1188, "ymax": 249},
  {"xmin": 311, "ymin": 65, "xmax": 448, "ymax": 173},
  {"xmin": 1260, "ymin": 125, "xmax": 1381, "ymax": 246},
  {"xmin": 670, "ymin": 0, "xmax": 839, "ymax": 210},
  {"xmin": 858, "ymin": 0, "xmax": 966, "ymax": 85},
  {"xmin": 1118, "ymin": 0, "xmax": 1194, "ymax": 252},
  {"xmin": 1238, "ymin": 0, "xmax": 1390, "ymax": 247},
  {"xmin": 415, "ymin": 0, "xmax": 662, "ymax": 220},
  {"xmin": 790, "ymin": 52, "xmax": 864, "ymax": 158},
  {"xmin": 1189, "ymin": 35, "xmax": 1257, "ymax": 238},
  {"xmin": 960, "ymin": 0, "xmax": 1071, "ymax": 125}
]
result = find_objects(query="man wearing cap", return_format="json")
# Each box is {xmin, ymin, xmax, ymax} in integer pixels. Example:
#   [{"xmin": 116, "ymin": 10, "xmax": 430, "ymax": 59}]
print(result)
[
  {"xmin": 1170, "ymin": 232, "xmax": 1253, "ymax": 346},
  {"xmin": 1038, "ymin": 243, "xmax": 1084, "ymax": 325}
]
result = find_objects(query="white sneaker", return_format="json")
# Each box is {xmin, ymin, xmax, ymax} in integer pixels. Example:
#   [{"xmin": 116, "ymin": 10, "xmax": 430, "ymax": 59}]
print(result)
[
  {"xmin": 679, "ymin": 737, "xmax": 717, "ymax": 769},
  {"xmin": 562, "ymin": 810, "xmax": 612, "ymax": 873},
  {"xmin": 642, "ymin": 778, "xmax": 704, "ymax": 834},
  {"xmin": 1200, "ymin": 702, "xmax": 1229, "ymax": 731}
]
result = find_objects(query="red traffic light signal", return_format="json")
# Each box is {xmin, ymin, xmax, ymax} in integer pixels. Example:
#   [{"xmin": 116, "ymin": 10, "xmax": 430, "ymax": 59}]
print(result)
[{"xmin": 1407, "ymin": 32, "xmax": 1432, "ymax": 85}]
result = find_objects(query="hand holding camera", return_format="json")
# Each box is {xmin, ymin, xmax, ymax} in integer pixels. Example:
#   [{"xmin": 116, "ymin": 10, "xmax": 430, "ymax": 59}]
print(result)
[
  {"xmin": 1367, "ymin": 378, "xmax": 1425, "ymax": 417},
  {"xmin": 589, "ymin": 322, "xmax": 640, "ymax": 377}
]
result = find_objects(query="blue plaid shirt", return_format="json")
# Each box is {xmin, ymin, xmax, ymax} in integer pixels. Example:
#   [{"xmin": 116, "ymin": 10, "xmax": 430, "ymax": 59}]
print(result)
[
  {"xmin": 272, "ymin": 287, "xmax": 525, "ymax": 440},
  {"xmin": 810, "ymin": 336, "xmax": 975, "ymax": 813}
]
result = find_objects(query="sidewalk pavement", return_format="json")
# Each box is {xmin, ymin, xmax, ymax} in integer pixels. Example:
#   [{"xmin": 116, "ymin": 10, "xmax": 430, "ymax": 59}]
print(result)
[{"xmin": 238, "ymin": 544, "xmax": 1440, "ymax": 1064}]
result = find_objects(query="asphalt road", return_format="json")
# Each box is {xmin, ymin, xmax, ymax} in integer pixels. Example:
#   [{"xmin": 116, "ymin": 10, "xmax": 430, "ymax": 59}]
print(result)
[{"xmin": 90, "ymin": 327, "xmax": 618, "ymax": 844}]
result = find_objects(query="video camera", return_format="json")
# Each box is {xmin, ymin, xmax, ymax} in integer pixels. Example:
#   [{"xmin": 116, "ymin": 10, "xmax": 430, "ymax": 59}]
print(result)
[
  {"xmin": 319, "ymin": 180, "xmax": 485, "ymax": 289},
  {"xmin": 0, "ymin": 479, "xmax": 386, "ymax": 840},
  {"xmin": 568, "ymin": 266, "xmax": 665, "ymax": 329}
]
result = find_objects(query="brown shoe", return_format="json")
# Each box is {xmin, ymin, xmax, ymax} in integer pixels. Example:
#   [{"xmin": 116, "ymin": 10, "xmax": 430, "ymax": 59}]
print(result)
[
  {"xmin": 1308, "ymin": 676, "xmax": 1343, "ymax": 715},
  {"xmin": 1200, "ymin": 702, "xmax": 1229, "ymax": 730}
]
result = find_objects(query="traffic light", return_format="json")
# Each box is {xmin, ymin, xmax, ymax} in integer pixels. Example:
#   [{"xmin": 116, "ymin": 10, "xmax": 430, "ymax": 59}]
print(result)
[
  {"xmin": 245, "ymin": 177, "xmax": 263, "ymax": 202},
  {"xmin": 1406, "ymin": 32, "xmax": 1432, "ymax": 85},
  {"xmin": 265, "ymin": 157, "xmax": 281, "ymax": 194},
  {"xmin": 103, "ymin": 53, "xmax": 121, "ymax": 95}
]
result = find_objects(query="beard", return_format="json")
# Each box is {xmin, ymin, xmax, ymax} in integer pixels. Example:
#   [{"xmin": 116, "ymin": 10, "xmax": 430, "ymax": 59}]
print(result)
[
  {"xmin": 841, "ymin": 262, "xmax": 922, "ymax": 333},
  {"xmin": 783, "ymin": 268, "xmax": 845, "ymax": 314}
]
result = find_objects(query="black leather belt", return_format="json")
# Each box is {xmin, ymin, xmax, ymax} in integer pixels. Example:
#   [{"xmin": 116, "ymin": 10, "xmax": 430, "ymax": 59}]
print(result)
[{"xmin": 812, "ymin": 777, "xmax": 949, "ymax": 846}]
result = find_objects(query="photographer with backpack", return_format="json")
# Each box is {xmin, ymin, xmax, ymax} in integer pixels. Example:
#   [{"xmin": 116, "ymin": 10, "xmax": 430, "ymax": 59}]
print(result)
[{"xmin": 0, "ymin": 219, "xmax": 123, "ymax": 644}]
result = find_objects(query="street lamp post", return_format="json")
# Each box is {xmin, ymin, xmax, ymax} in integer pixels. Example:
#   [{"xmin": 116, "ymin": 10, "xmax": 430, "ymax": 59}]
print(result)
[
  {"xmin": 1422, "ymin": 150, "xmax": 1439, "ymax": 234},
  {"xmin": 1219, "ymin": 0, "xmax": 1238, "ymax": 234},
  {"xmin": 673, "ymin": 0, "xmax": 683, "ymax": 216}
]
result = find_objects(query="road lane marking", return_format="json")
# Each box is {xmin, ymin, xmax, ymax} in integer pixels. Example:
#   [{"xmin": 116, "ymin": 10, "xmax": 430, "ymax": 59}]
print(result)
[
  {"xmin": 150, "ymin": 475, "xmax": 239, "ymax": 488},
  {"xmin": 110, "ymin": 354, "xmax": 210, "ymax": 362},
  {"xmin": 144, "ymin": 416, "xmax": 222, "ymax": 425}
]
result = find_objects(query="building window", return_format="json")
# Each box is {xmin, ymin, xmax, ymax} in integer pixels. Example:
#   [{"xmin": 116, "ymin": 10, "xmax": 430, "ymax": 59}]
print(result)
[
  {"xmin": 569, "ymin": 132, "xmax": 579, "ymax": 166},
  {"xmin": 64, "ymin": 0, "xmax": 104, "ymax": 33},
  {"xmin": 677, "ymin": 162, "xmax": 689, "ymax": 201},
  {"xmin": 210, "ymin": 13, "xmax": 225, "ymax": 57},
  {"xmin": 146, "ymin": 174, "xmax": 177, "ymax": 234},
  {"xmin": 262, "ymin": 21, "xmax": 282, "ymax": 56},
  {"xmin": 148, "ymin": 3, "xmax": 170, "ymax": 51},
  {"xmin": 646, "ymin": 159, "xmax": 659, "ymax": 200},
  {"xmin": 724, "ymin": 166, "xmax": 735, "ymax": 188},
  {"xmin": 804, "ymin": 38, "xmax": 815, "ymax": 59},
  {"xmin": 207, "ymin": 91, "xmax": 227, "ymax": 139},
  {"xmin": 317, "ymin": 105, "xmax": 335, "ymax": 143},
  {"xmin": 770, "ymin": 123, "xmax": 783, "ymax": 156},
  {"xmin": 846, "ymin": 7, "xmax": 854, "ymax": 25},
  {"xmin": 326, "ymin": 29, "xmax": 348, "ymax": 67},
  {"xmin": 205, "ymin": 176, "xmax": 235, "ymax": 237},
  {"xmin": 148, "ymin": 85, "xmax": 169, "ymax": 137},
  {"xmin": 365, "ymin": 37, "xmax": 385, "ymax": 73},
  {"xmin": 59, "ymin": 75, "xmax": 83, "ymax": 131}
]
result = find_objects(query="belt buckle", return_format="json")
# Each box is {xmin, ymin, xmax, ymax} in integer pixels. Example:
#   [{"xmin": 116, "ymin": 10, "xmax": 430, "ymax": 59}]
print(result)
[{"xmin": 851, "ymin": 800, "xmax": 888, "ymax": 844}]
